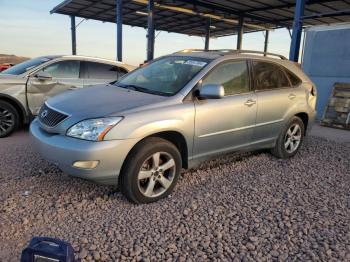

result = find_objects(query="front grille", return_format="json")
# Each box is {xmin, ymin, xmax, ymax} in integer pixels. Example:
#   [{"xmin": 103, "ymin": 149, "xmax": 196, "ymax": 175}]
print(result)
[{"xmin": 38, "ymin": 103, "xmax": 68, "ymax": 127}]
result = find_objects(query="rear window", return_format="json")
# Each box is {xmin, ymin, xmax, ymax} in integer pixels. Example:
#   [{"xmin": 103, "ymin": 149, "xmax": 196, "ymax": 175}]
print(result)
[
  {"xmin": 285, "ymin": 70, "xmax": 302, "ymax": 86},
  {"xmin": 85, "ymin": 62, "xmax": 121, "ymax": 80},
  {"xmin": 252, "ymin": 61, "xmax": 291, "ymax": 91},
  {"xmin": 119, "ymin": 67, "xmax": 128, "ymax": 76}
]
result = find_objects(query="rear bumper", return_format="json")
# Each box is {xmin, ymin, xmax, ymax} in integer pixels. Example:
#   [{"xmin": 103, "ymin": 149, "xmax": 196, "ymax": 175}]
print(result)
[
  {"xmin": 30, "ymin": 119, "xmax": 137, "ymax": 185},
  {"xmin": 306, "ymin": 110, "xmax": 317, "ymax": 136}
]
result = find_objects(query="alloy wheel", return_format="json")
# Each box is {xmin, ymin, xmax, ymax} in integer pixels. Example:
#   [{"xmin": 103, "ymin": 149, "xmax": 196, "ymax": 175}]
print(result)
[
  {"xmin": 284, "ymin": 123, "xmax": 302, "ymax": 153},
  {"xmin": 137, "ymin": 151, "xmax": 176, "ymax": 198},
  {"xmin": 0, "ymin": 106, "xmax": 15, "ymax": 136}
]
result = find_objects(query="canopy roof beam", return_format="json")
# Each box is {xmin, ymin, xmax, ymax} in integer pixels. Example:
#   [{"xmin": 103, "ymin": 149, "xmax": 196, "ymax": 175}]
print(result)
[
  {"xmin": 177, "ymin": 0, "xmax": 285, "ymax": 27},
  {"xmin": 132, "ymin": 0, "xmax": 271, "ymax": 30},
  {"xmin": 70, "ymin": 15, "xmax": 76, "ymax": 55},
  {"xmin": 116, "ymin": 0, "xmax": 122, "ymax": 61},
  {"xmin": 147, "ymin": 0, "xmax": 155, "ymax": 61}
]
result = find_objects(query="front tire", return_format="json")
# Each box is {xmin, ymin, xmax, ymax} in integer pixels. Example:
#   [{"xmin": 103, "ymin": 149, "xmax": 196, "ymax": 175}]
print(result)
[
  {"xmin": 0, "ymin": 101, "xmax": 19, "ymax": 138},
  {"xmin": 271, "ymin": 116, "xmax": 305, "ymax": 159},
  {"xmin": 119, "ymin": 137, "xmax": 182, "ymax": 204}
]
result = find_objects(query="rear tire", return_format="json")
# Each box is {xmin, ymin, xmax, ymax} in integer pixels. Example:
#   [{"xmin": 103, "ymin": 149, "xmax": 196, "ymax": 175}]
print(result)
[
  {"xmin": 119, "ymin": 137, "xmax": 182, "ymax": 204},
  {"xmin": 271, "ymin": 116, "xmax": 305, "ymax": 159},
  {"xmin": 0, "ymin": 100, "xmax": 19, "ymax": 138}
]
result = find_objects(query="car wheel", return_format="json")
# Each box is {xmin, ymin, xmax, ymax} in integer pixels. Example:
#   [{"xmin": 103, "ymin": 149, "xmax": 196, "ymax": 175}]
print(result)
[
  {"xmin": 271, "ymin": 116, "xmax": 305, "ymax": 159},
  {"xmin": 0, "ymin": 101, "xmax": 19, "ymax": 138},
  {"xmin": 119, "ymin": 137, "xmax": 182, "ymax": 204}
]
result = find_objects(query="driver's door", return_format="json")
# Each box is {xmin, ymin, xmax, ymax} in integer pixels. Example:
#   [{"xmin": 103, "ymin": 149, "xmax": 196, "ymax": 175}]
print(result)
[{"xmin": 27, "ymin": 60, "xmax": 82, "ymax": 115}]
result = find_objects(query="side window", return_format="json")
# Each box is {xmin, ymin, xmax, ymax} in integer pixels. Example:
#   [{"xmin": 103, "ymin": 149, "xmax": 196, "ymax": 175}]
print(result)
[
  {"xmin": 118, "ymin": 67, "xmax": 128, "ymax": 77},
  {"xmin": 86, "ymin": 62, "xmax": 119, "ymax": 80},
  {"xmin": 285, "ymin": 70, "xmax": 302, "ymax": 86},
  {"xmin": 202, "ymin": 60, "xmax": 249, "ymax": 96},
  {"xmin": 43, "ymin": 60, "xmax": 80, "ymax": 78},
  {"xmin": 253, "ymin": 61, "xmax": 291, "ymax": 91}
]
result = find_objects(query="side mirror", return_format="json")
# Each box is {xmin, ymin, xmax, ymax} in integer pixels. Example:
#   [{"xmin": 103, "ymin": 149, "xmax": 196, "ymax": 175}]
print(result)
[
  {"xmin": 199, "ymin": 84, "xmax": 225, "ymax": 99},
  {"xmin": 35, "ymin": 71, "xmax": 52, "ymax": 81}
]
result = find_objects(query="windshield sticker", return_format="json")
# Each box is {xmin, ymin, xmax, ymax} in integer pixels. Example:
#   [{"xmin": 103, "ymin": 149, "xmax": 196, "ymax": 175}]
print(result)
[{"xmin": 184, "ymin": 60, "xmax": 207, "ymax": 67}]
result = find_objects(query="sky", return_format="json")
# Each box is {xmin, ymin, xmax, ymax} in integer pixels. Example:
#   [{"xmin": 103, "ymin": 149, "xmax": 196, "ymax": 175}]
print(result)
[{"xmin": 0, "ymin": 0, "xmax": 295, "ymax": 66}]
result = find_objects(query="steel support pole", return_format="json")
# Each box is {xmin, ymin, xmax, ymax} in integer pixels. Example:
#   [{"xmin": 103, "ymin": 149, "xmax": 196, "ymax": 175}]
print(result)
[
  {"xmin": 147, "ymin": 0, "xmax": 155, "ymax": 61},
  {"xmin": 204, "ymin": 19, "xmax": 210, "ymax": 50},
  {"xmin": 116, "ymin": 0, "xmax": 123, "ymax": 61},
  {"xmin": 70, "ymin": 15, "xmax": 76, "ymax": 55},
  {"xmin": 264, "ymin": 30, "xmax": 269, "ymax": 55},
  {"xmin": 237, "ymin": 17, "xmax": 244, "ymax": 50},
  {"xmin": 289, "ymin": 0, "xmax": 305, "ymax": 62}
]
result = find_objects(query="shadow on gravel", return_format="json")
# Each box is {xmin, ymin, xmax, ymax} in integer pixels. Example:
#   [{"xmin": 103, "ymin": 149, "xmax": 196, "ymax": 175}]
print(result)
[{"xmin": 1, "ymin": 134, "xmax": 349, "ymax": 261}]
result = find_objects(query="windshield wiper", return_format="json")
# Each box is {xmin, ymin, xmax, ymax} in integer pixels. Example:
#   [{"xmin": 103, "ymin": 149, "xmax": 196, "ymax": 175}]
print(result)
[{"xmin": 117, "ymin": 84, "xmax": 169, "ymax": 96}]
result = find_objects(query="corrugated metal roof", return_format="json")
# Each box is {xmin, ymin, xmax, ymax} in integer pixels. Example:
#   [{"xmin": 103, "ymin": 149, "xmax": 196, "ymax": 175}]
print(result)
[{"xmin": 51, "ymin": 0, "xmax": 350, "ymax": 37}]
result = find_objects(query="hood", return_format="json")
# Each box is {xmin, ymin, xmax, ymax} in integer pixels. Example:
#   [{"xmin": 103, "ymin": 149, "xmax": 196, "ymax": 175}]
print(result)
[{"xmin": 46, "ymin": 84, "xmax": 168, "ymax": 118}]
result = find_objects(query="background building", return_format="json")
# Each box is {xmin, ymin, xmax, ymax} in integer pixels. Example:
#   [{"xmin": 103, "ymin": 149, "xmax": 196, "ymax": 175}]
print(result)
[{"xmin": 302, "ymin": 23, "xmax": 350, "ymax": 119}]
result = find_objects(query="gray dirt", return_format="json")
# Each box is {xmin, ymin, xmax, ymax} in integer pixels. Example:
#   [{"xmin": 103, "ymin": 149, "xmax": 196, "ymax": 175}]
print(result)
[{"xmin": 0, "ymin": 130, "xmax": 349, "ymax": 261}]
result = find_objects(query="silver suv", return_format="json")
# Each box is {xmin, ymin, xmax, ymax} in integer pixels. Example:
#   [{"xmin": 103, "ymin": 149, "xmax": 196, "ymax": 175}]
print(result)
[
  {"xmin": 31, "ymin": 50, "xmax": 317, "ymax": 204},
  {"xmin": 0, "ymin": 55, "xmax": 135, "ymax": 137}
]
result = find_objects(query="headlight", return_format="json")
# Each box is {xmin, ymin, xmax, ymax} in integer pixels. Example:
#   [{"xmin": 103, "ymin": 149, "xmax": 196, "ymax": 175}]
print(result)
[{"xmin": 67, "ymin": 117, "xmax": 123, "ymax": 141}]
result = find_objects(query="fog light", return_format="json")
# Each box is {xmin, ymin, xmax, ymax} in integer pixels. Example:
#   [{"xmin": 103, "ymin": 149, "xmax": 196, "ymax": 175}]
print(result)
[{"xmin": 73, "ymin": 160, "xmax": 99, "ymax": 169}]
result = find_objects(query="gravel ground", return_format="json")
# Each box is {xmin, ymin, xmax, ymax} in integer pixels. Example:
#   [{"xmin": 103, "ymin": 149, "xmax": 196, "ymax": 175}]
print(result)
[{"xmin": 0, "ymin": 130, "xmax": 349, "ymax": 261}]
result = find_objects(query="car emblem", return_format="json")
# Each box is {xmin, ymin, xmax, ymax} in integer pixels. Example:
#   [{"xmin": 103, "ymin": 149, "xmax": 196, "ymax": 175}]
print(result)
[{"xmin": 41, "ymin": 109, "xmax": 48, "ymax": 118}]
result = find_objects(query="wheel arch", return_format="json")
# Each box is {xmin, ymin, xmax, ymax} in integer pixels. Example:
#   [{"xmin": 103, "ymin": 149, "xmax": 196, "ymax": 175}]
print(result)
[
  {"xmin": 121, "ymin": 130, "xmax": 189, "ymax": 173},
  {"xmin": 149, "ymin": 131, "xmax": 189, "ymax": 169},
  {"xmin": 0, "ymin": 94, "xmax": 29, "ymax": 124},
  {"xmin": 294, "ymin": 112, "xmax": 309, "ymax": 133}
]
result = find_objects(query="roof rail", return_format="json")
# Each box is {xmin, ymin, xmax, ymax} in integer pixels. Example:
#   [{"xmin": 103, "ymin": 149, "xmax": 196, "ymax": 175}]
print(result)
[
  {"xmin": 175, "ymin": 49, "xmax": 233, "ymax": 53},
  {"xmin": 175, "ymin": 49, "xmax": 287, "ymax": 60},
  {"xmin": 232, "ymin": 50, "xmax": 288, "ymax": 60}
]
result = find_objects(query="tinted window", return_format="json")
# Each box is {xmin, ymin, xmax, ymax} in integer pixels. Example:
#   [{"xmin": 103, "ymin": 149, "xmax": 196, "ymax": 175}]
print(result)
[
  {"xmin": 118, "ymin": 67, "xmax": 128, "ymax": 77},
  {"xmin": 286, "ymin": 70, "xmax": 301, "ymax": 86},
  {"xmin": 2, "ymin": 57, "xmax": 53, "ymax": 75},
  {"xmin": 117, "ymin": 56, "xmax": 209, "ymax": 96},
  {"xmin": 43, "ymin": 60, "xmax": 80, "ymax": 78},
  {"xmin": 253, "ymin": 61, "xmax": 290, "ymax": 90},
  {"xmin": 202, "ymin": 60, "xmax": 249, "ymax": 96},
  {"xmin": 86, "ymin": 62, "xmax": 119, "ymax": 80}
]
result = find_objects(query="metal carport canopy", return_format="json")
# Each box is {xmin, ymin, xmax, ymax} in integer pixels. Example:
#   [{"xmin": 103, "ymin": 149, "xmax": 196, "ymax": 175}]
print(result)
[{"xmin": 51, "ymin": 0, "xmax": 350, "ymax": 60}]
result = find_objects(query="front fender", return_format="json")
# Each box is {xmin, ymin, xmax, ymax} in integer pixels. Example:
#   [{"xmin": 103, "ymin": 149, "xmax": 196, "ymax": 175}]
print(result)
[{"xmin": 104, "ymin": 102, "xmax": 195, "ymax": 153}]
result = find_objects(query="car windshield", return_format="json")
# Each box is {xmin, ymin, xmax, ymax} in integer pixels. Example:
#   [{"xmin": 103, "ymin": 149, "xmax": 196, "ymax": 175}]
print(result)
[
  {"xmin": 116, "ymin": 56, "xmax": 210, "ymax": 96},
  {"xmin": 1, "ymin": 57, "xmax": 53, "ymax": 75}
]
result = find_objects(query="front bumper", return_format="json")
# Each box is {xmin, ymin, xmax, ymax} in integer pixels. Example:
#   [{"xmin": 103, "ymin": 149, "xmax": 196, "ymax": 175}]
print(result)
[{"xmin": 30, "ymin": 119, "xmax": 138, "ymax": 185}]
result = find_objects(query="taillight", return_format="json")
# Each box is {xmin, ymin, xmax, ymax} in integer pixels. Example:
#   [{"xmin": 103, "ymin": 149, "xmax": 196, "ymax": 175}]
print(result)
[{"xmin": 310, "ymin": 85, "xmax": 316, "ymax": 96}]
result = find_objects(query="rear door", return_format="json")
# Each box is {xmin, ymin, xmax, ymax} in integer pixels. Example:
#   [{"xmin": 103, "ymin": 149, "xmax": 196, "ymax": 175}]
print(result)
[
  {"xmin": 82, "ymin": 61, "xmax": 123, "ymax": 87},
  {"xmin": 26, "ymin": 60, "xmax": 82, "ymax": 115},
  {"xmin": 193, "ymin": 60, "xmax": 257, "ymax": 158},
  {"xmin": 250, "ymin": 60, "xmax": 298, "ymax": 144}
]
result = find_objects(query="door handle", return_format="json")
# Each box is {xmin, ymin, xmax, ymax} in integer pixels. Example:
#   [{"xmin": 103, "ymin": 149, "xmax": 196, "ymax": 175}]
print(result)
[
  {"xmin": 288, "ymin": 93, "xmax": 296, "ymax": 100},
  {"xmin": 244, "ymin": 99, "xmax": 256, "ymax": 107}
]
